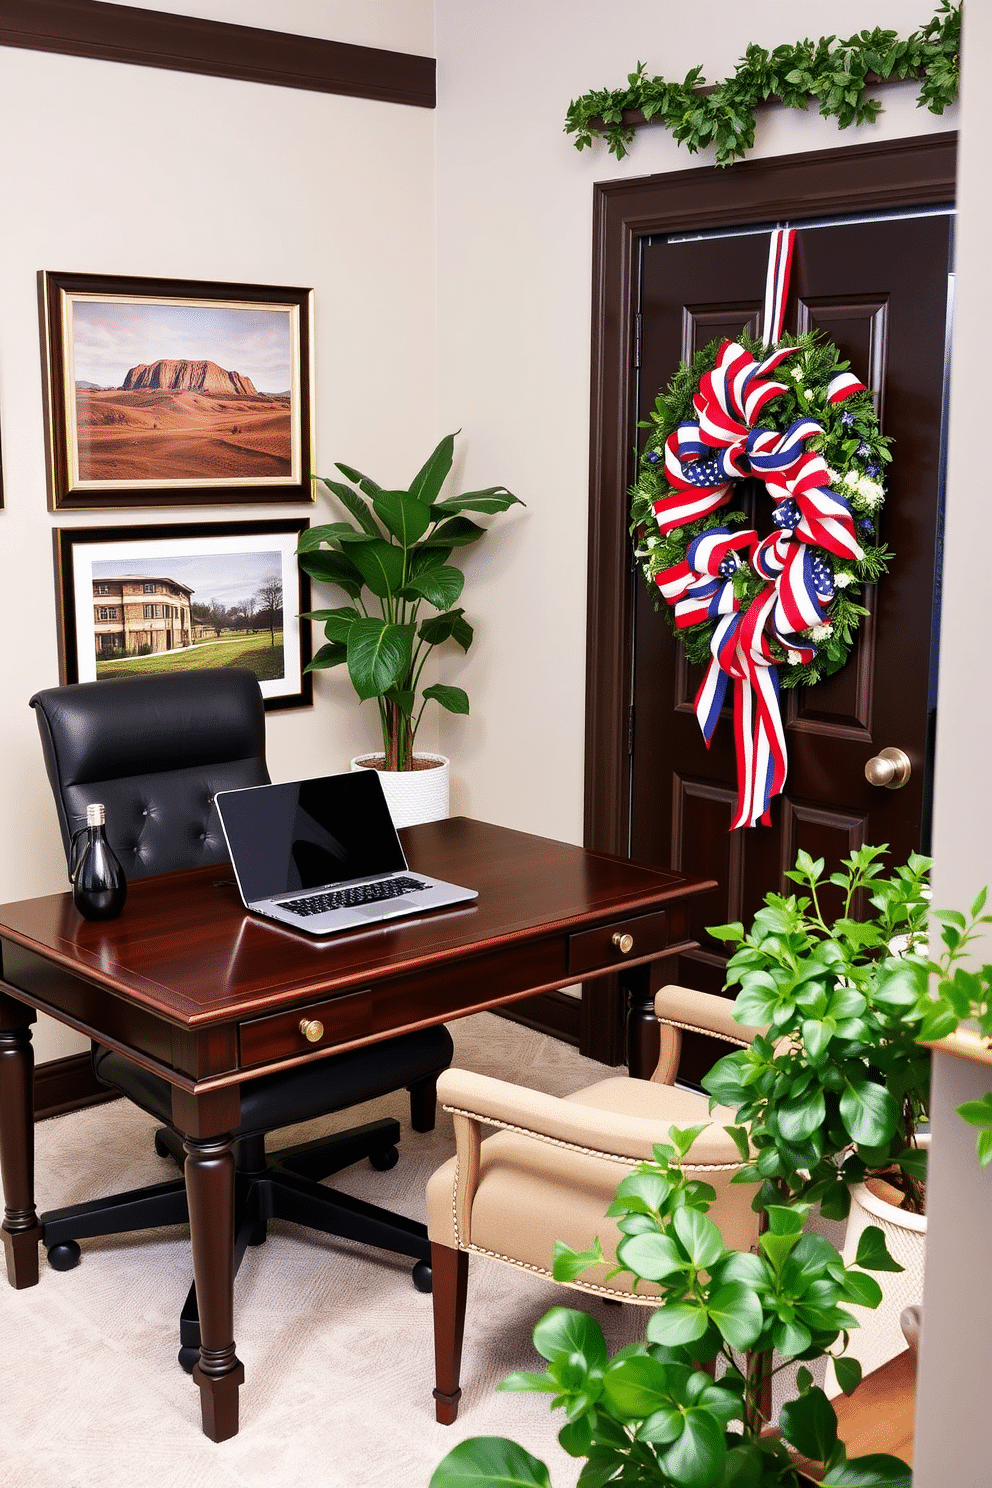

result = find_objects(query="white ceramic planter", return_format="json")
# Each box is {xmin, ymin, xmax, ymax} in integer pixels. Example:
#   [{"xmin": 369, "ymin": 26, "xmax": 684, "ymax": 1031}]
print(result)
[
  {"xmin": 350, "ymin": 752, "xmax": 450, "ymax": 829},
  {"xmin": 826, "ymin": 1155, "xmax": 927, "ymax": 1394}
]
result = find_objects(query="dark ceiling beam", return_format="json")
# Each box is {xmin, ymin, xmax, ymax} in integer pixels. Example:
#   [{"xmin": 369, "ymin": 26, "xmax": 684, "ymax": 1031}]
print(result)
[{"xmin": 0, "ymin": 0, "xmax": 436, "ymax": 108}]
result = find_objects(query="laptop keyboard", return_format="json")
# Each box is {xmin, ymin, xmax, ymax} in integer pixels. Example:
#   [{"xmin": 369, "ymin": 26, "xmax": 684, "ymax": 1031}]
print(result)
[{"xmin": 281, "ymin": 876, "xmax": 427, "ymax": 917}]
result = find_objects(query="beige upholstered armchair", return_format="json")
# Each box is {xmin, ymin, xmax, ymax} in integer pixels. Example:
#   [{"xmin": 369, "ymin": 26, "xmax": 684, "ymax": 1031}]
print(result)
[{"xmin": 426, "ymin": 984, "xmax": 769, "ymax": 1423}]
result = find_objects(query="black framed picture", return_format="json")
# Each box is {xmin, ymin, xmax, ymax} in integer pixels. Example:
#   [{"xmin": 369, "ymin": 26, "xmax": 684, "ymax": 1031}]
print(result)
[
  {"xmin": 40, "ymin": 271, "xmax": 315, "ymax": 510},
  {"xmin": 55, "ymin": 518, "xmax": 312, "ymax": 710}
]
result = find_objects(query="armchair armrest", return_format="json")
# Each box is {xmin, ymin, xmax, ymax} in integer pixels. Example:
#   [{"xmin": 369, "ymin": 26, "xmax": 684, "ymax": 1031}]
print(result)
[
  {"xmin": 437, "ymin": 1067, "xmax": 667, "ymax": 1162},
  {"xmin": 652, "ymin": 984, "xmax": 768, "ymax": 1085}
]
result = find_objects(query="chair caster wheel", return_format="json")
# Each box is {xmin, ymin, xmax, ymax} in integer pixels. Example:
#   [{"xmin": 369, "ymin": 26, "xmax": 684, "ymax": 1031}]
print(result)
[
  {"xmin": 369, "ymin": 1145, "xmax": 399, "ymax": 1171},
  {"xmin": 412, "ymin": 1260, "xmax": 432, "ymax": 1294},
  {"xmin": 46, "ymin": 1241, "xmax": 82, "ymax": 1272},
  {"xmin": 178, "ymin": 1345, "xmax": 200, "ymax": 1374}
]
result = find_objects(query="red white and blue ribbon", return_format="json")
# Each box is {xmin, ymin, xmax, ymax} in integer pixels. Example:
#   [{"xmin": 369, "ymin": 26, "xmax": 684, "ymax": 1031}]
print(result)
[
  {"xmin": 762, "ymin": 229, "xmax": 796, "ymax": 345},
  {"xmin": 652, "ymin": 229, "xmax": 869, "ymax": 829}
]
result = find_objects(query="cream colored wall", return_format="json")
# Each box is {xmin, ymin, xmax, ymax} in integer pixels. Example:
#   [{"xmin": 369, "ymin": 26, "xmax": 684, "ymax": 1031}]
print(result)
[
  {"xmin": 433, "ymin": 0, "xmax": 960, "ymax": 842},
  {"xmin": 914, "ymin": 5, "xmax": 992, "ymax": 1483},
  {"xmin": 0, "ymin": 2, "xmax": 436, "ymax": 1059}
]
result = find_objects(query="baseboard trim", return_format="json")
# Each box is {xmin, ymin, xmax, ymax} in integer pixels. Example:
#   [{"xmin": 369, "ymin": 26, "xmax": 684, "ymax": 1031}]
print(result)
[{"xmin": 34, "ymin": 1052, "xmax": 119, "ymax": 1122}]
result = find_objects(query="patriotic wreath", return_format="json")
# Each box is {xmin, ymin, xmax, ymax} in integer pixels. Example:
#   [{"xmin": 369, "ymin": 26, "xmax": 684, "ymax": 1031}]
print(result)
[{"xmin": 630, "ymin": 329, "xmax": 891, "ymax": 828}]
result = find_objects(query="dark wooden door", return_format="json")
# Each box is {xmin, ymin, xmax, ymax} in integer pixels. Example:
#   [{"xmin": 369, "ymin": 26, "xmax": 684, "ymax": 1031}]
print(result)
[{"xmin": 629, "ymin": 211, "xmax": 953, "ymax": 999}]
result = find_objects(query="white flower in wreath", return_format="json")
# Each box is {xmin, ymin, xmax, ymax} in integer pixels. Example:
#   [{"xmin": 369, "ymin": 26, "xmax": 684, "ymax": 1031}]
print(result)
[
  {"xmin": 808, "ymin": 622, "xmax": 833, "ymax": 642},
  {"xmin": 834, "ymin": 572, "xmax": 854, "ymax": 589},
  {"xmin": 854, "ymin": 477, "xmax": 885, "ymax": 509},
  {"xmin": 844, "ymin": 470, "xmax": 860, "ymax": 488},
  {"xmin": 787, "ymin": 649, "xmax": 804, "ymax": 665}
]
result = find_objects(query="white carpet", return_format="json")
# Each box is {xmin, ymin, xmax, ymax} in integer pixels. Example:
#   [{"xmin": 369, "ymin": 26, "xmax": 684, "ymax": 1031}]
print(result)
[{"xmin": 1, "ymin": 1015, "xmax": 648, "ymax": 1488}]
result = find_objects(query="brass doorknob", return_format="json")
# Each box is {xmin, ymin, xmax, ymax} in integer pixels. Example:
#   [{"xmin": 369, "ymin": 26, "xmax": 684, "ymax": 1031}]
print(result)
[
  {"xmin": 865, "ymin": 747, "xmax": 912, "ymax": 790},
  {"xmin": 299, "ymin": 1018, "xmax": 325, "ymax": 1042},
  {"xmin": 612, "ymin": 932, "xmax": 634, "ymax": 955}
]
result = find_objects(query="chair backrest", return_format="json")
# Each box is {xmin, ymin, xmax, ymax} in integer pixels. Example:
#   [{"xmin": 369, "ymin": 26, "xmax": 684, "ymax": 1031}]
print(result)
[{"xmin": 30, "ymin": 668, "xmax": 269, "ymax": 882}]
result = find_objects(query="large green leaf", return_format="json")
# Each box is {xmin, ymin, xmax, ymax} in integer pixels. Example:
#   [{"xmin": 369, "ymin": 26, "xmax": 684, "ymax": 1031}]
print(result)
[
  {"xmin": 304, "ymin": 641, "xmax": 347, "ymax": 672},
  {"xmin": 422, "ymin": 516, "xmax": 487, "ymax": 547},
  {"xmin": 399, "ymin": 564, "xmax": 465, "ymax": 610},
  {"xmin": 706, "ymin": 1283, "xmax": 763, "ymax": 1350},
  {"xmin": 616, "ymin": 1230, "xmax": 684, "ymax": 1282},
  {"xmin": 345, "ymin": 539, "xmax": 406, "ymax": 598},
  {"xmin": 423, "ymin": 684, "xmax": 469, "ymax": 715},
  {"xmin": 409, "ymin": 433, "xmax": 457, "ymax": 505},
  {"xmin": 600, "ymin": 1354, "xmax": 673, "ymax": 1419},
  {"xmin": 853, "ymin": 1224, "xmax": 904, "ymax": 1273},
  {"xmin": 644, "ymin": 1301, "xmax": 710, "ymax": 1347},
  {"xmin": 776, "ymin": 1088, "xmax": 826, "ymax": 1142},
  {"xmin": 346, "ymin": 619, "xmax": 414, "ymax": 700},
  {"xmin": 839, "ymin": 1077, "xmax": 899, "ymax": 1147},
  {"xmin": 659, "ymin": 1407, "xmax": 726, "ymax": 1487},
  {"xmin": 298, "ymin": 520, "xmax": 375, "ymax": 549},
  {"xmin": 532, "ymin": 1307, "xmax": 608, "ymax": 1367},
  {"xmin": 429, "ymin": 1437, "xmax": 552, "ymax": 1488},
  {"xmin": 671, "ymin": 1207, "xmax": 724, "ymax": 1270},
  {"xmin": 372, "ymin": 489, "xmax": 432, "ymax": 546},
  {"xmin": 335, "ymin": 461, "xmax": 382, "ymax": 499},
  {"xmin": 432, "ymin": 486, "xmax": 523, "ymax": 515},
  {"xmin": 315, "ymin": 606, "xmax": 359, "ymax": 643},
  {"xmin": 297, "ymin": 548, "xmax": 364, "ymax": 598},
  {"xmin": 821, "ymin": 1455, "xmax": 912, "ymax": 1487},
  {"xmin": 420, "ymin": 609, "xmax": 474, "ymax": 652},
  {"xmin": 316, "ymin": 477, "xmax": 383, "ymax": 536},
  {"xmin": 779, "ymin": 1386, "xmax": 838, "ymax": 1463}
]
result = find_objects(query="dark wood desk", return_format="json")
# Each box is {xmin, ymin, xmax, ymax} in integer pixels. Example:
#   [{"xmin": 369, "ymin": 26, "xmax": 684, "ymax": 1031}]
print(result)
[{"xmin": 0, "ymin": 816, "xmax": 713, "ymax": 1440}]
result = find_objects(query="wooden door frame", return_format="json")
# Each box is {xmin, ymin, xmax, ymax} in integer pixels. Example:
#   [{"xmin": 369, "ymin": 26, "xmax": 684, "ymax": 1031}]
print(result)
[{"xmin": 581, "ymin": 131, "xmax": 956, "ymax": 1061}]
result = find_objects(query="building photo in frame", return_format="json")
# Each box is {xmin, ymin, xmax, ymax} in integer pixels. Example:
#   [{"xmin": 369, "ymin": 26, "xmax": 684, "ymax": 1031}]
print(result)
[
  {"xmin": 56, "ymin": 519, "xmax": 312, "ymax": 710},
  {"xmin": 40, "ymin": 271, "xmax": 315, "ymax": 509}
]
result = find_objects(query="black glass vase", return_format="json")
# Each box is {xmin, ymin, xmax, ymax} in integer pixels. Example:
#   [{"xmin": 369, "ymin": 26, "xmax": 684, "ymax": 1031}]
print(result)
[{"xmin": 70, "ymin": 803, "xmax": 127, "ymax": 921}]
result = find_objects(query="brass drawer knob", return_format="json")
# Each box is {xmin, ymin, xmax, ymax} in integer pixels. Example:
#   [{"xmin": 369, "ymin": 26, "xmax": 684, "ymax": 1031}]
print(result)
[
  {"xmin": 612, "ymin": 932, "xmax": 634, "ymax": 955},
  {"xmin": 299, "ymin": 1018, "xmax": 325, "ymax": 1043}
]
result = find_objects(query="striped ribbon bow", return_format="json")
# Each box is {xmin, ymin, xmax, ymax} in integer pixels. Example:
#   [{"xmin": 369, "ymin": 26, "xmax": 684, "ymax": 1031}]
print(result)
[{"xmin": 649, "ymin": 239, "xmax": 870, "ymax": 826}]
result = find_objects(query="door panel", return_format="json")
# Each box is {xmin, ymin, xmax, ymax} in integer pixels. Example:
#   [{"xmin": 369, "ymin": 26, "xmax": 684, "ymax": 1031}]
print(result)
[{"xmin": 629, "ymin": 212, "xmax": 952, "ymax": 995}]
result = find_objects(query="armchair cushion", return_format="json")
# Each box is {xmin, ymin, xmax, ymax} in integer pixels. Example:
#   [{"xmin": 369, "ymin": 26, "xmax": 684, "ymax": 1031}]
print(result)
[{"xmin": 426, "ymin": 1069, "xmax": 756, "ymax": 1296}]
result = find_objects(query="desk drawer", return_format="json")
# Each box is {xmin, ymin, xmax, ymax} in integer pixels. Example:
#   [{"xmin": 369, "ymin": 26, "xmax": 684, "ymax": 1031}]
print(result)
[
  {"xmin": 567, "ymin": 909, "xmax": 668, "ymax": 977},
  {"xmin": 239, "ymin": 988, "xmax": 373, "ymax": 1068}
]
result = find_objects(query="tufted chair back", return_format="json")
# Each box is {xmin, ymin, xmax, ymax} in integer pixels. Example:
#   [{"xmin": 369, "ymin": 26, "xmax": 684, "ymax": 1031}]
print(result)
[{"xmin": 30, "ymin": 668, "xmax": 268, "ymax": 882}]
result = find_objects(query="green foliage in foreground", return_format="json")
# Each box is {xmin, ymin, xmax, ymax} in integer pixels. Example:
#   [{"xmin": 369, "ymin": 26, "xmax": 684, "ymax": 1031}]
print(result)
[
  {"xmin": 701, "ymin": 847, "xmax": 932, "ymax": 1219},
  {"xmin": 565, "ymin": 3, "xmax": 960, "ymax": 164},
  {"xmin": 431, "ymin": 1134, "xmax": 909, "ymax": 1488}
]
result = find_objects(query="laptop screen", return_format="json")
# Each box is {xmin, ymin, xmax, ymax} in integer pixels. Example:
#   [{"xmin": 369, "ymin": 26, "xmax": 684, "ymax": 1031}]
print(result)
[{"xmin": 216, "ymin": 771, "xmax": 408, "ymax": 904}]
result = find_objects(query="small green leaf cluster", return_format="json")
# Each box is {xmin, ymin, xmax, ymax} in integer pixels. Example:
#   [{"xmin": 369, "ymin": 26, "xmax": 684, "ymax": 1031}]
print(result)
[
  {"xmin": 902, "ymin": 886, "xmax": 992, "ymax": 1167},
  {"xmin": 629, "ymin": 331, "xmax": 891, "ymax": 691},
  {"xmin": 564, "ymin": 3, "xmax": 960, "ymax": 165},
  {"xmin": 431, "ymin": 1137, "xmax": 909, "ymax": 1488},
  {"xmin": 297, "ymin": 434, "xmax": 522, "ymax": 769},
  {"xmin": 701, "ymin": 847, "xmax": 932, "ymax": 1219}
]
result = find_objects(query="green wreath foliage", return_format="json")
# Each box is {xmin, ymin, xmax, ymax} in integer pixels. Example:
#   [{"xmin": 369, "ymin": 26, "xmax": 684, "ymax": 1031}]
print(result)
[
  {"xmin": 565, "ymin": 1, "xmax": 960, "ymax": 164},
  {"xmin": 629, "ymin": 331, "xmax": 892, "ymax": 689}
]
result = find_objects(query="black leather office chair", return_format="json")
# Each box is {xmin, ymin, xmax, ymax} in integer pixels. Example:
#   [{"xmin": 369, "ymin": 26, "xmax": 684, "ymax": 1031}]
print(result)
[{"xmin": 30, "ymin": 668, "xmax": 453, "ymax": 1369}]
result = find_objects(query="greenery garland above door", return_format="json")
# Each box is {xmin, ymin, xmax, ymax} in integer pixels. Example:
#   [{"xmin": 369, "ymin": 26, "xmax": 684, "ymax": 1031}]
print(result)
[{"xmin": 565, "ymin": 1, "xmax": 960, "ymax": 164}]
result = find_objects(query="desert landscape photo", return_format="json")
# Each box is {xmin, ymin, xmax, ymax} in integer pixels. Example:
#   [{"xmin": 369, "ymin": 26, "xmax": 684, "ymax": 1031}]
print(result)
[{"xmin": 69, "ymin": 297, "xmax": 296, "ymax": 485}]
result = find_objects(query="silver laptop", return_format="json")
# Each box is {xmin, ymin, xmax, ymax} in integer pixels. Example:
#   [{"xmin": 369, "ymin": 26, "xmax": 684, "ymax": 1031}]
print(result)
[{"xmin": 214, "ymin": 771, "xmax": 477, "ymax": 935}]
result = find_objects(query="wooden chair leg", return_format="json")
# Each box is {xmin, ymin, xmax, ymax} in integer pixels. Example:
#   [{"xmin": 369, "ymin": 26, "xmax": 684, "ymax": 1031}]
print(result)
[
  {"xmin": 431, "ymin": 1241, "xmax": 469, "ymax": 1424},
  {"xmin": 408, "ymin": 1075, "xmax": 439, "ymax": 1133}
]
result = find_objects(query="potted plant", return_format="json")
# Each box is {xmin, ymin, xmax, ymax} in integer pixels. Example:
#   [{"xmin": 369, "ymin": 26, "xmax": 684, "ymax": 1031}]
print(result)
[
  {"xmin": 431, "ymin": 1130, "xmax": 910, "ymax": 1488},
  {"xmin": 297, "ymin": 432, "xmax": 521, "ymax": 826},
  {"xmin": 697, "ymin": 845, "xmax": 933, "ymax": 1382}
]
